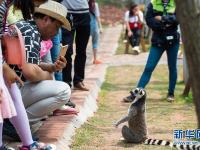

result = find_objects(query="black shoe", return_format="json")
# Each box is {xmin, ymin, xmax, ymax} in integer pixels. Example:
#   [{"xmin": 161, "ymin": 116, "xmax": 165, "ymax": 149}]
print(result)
[
  {"xmin": 3, "ymin": 119, "xmax": 39, "ymax": 142},
  {"xmin": 123, "ymin": 95, "xmax": 134, "ymax": 103},
  {"xmin": 0, "ymin": 145, "xmax": 14, "ymax": 150},
  {"xmin": 65, "ymin": 99, "xmax": 76, "ymax": 108}
]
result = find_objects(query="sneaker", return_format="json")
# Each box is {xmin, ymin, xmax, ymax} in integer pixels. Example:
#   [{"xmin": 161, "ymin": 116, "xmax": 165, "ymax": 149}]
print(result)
[
  {"xmin": 18, "ymin": 141, "xmax": 56, "ymax": 150},
  {"xmin": 123, "ymin": 95, "xmax": 134, "ymax": 103},
  {"xmin": 123, "ymin": 39, "xmax": 128, "ymax": 43},
  {"xmin": 132, "ymin": 46, "xmax": 140, "ymax": 55},
  {"xmin": 167, "ymin": 93, "xmax": 175, "ymax": 102},
  {"xmin": 65, "ymin": 99, "xmax": 76, "ymax": 108},
  {"xmin": 0, "ymin": 145, "xmax": 14, "ymax": 150}
]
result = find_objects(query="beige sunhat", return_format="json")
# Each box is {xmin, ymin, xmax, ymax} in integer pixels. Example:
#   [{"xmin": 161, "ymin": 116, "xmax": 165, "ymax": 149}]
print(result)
[{"xmin": 34, "ymin": 0, "xmax": 71, "ymax": 31}]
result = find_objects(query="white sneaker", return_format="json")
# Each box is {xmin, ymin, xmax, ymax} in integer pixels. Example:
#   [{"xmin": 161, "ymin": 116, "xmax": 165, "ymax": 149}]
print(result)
[
  {"xmin": 132, "ymin": 46, "xmax": 140, "ymax": 55},
  {"xmin": 123, "ymin": 39, "xmax": 128, "ymax": 43},
  {"xmin": 132, "ymin": 46, "xmax": 140, "ymax": 51}
]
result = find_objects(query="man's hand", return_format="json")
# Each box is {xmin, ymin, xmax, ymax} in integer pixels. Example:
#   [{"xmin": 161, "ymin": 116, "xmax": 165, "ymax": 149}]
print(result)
[
  {"xmin": 22, "ymin": 63, "xmax": 53, "ymax": 82},
  {"xmin": 154, "ymin": 16, "xmax": 162, "ymax": 21},
  {"xmin": 3, "ymin": 64, "xmax": 24, "ymax": 88},
  {"xmin": 53, "ymin": 56, "xmax": 67, "ymax": 72}
]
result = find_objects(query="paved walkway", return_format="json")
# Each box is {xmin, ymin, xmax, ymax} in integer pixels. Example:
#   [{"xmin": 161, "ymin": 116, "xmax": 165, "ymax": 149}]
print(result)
[{"xmin": 8, "ymin": 25, "xmax": 183, "ymax": 149}]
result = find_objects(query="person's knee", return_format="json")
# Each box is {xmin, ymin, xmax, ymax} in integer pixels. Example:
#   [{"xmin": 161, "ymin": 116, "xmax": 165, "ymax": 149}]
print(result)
[{"xmin": 53, "ymin": 81, "xmax": 71, "ymax": 103}]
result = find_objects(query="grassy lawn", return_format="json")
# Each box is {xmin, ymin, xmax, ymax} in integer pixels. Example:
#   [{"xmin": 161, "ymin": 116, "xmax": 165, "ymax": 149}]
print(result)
[{"xmin": 71, "ymin": 65, "xmax": 196, "ymax": 150}]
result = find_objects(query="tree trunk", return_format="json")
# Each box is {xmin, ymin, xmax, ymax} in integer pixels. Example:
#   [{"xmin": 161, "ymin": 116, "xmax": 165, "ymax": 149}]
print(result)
[{"xmin": 175, "ymin": 0, "xmax": 200, "ymax": 128}]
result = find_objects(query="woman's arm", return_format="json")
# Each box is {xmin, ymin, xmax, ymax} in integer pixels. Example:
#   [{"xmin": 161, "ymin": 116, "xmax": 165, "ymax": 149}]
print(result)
[
  {"xmin": 124, "ymin": 11, "xmax": 133, "ymax": 37},
  {"xmin": 145, "ymin": 3, "xmax": 164, "ymax": 32},
  {"xmin": 3, "ymin": 63, "xmax": 24, "ymax": 87}
]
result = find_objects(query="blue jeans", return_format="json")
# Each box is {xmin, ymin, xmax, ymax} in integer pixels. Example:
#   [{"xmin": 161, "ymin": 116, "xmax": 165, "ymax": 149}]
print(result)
[
  {"xmin": 51, "ymin": 29, "xmax": 62, "ymax": 81},
  {"xmin": 90, "ymin": 13, "xmax": 99, "ymax": 49},
  {"xmin": 137, "ymin": 43, "xmax": 179, "ymax": 94}
]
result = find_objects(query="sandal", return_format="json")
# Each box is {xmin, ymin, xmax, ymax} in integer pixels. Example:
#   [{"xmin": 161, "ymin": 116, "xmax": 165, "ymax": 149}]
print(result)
[{"xmin": 53, "ymin": 106, "xmax": 79, "ymax": 116}]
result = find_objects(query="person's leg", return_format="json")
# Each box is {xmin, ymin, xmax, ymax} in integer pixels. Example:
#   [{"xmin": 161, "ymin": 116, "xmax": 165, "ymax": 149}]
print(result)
[
  {"xmin": 124, "ymin": 46, "xmax": 165, "ymax": 102},
  {"xmin": 129, "ymin": 32, "xmax": 135, "ymax": 48},
  {"xmin": 90, "ymin": 15, "xmax": 96, "ymax": 61},
  {"xmin": 134, "ymin": 29, "xmax": 142, "ymax": 46},
  {"xmin": 0, "ymin": 124, "xmax": 12, "ymax": 149},
  {"xmin": 62, "ymin": 14, "xmax": 75, "ymax": 87},
  {"xmin": 0, "ymin": 124, "xmax": 2, "ymax": 147},
  {"xmin": 20, "ymin": 80, "xmax": 71, "ymax": 122},
  {"xmin": 73, "ymin": 21, "xmax": 90, "ymax": 85},
  {"xmin": 90, "ymin": 17, "xmax": 100, "ymax": 63},
  {"xmin": 131, "ymin": 29, "xmax": 141, "ymax": 55},
  {"xmin": 8, "ymin": 83, "xmax": 33, "ymax": 146},
  {"xmin": 92, "ymin": 27, "xmax": 100, "ymax": 63},
  {"xmin": 51, "ymin": 29, "xmax": 63, "ymax": 81},
  {"xmin": 62, "ymin": 27, "xmax": 75, "ymax": 87},
  {"xmin": 137, "ymin": 46, "xmax": 165, "ymax": 88},
  {"xmin": 166, "ymin": 43, "xmax": 179, "ymax": 95},
  {"xmin": 132, "ymin": 29, "xmax": 137, "ymax": 47}
]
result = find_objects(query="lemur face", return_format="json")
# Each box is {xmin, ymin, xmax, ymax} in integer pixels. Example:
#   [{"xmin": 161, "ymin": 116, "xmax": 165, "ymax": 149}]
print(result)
[{"xmin": 130, "ymin": 88, "xmax": 146, "ymax": 103}]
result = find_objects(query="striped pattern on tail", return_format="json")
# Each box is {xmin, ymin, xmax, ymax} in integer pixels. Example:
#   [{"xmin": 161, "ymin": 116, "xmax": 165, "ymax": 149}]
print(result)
[{"xmin": 144, "ymin": 138, "xmax": 200, "ymax": 150}]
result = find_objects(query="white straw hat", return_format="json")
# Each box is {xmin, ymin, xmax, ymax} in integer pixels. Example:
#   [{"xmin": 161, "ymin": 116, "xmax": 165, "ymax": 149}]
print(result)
[{"xmin": 35, "ymin": 0, "xmax": 71, "ymax": 31}]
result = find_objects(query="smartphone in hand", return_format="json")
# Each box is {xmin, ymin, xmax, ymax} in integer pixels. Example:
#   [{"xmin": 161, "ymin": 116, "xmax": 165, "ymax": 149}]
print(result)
[{"xmin": 59, "ymin": 44, "xmax": 68, "ymax": 57}]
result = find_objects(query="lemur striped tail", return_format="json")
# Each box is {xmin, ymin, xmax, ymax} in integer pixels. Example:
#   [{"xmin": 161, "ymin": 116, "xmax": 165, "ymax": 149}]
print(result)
[{"xmin": 144, "ymin": 138, "xmax": 200, "ymax": 150}]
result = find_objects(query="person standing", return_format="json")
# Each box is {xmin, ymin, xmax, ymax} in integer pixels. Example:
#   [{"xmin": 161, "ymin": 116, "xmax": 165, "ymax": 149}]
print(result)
[
  {"xmin": 61, "ymin": 0, "xmax": 90, "ymax": 91},
  {"xmin": 89, "ymin": 0, "xmax": 103, "ymax": 64},
  {"xmin": 123, "ymin": 0, "xmax": 180, "ymax": 102}
]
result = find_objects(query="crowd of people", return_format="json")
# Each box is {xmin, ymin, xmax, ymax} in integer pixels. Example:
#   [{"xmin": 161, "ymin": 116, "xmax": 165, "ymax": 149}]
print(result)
[{"xmin": 0, "ymin": 0, "xmax": 180, "ymax": 149}]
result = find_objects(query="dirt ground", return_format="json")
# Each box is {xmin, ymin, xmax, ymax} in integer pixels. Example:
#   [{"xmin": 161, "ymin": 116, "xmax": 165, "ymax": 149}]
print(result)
[{"xmin": 72, "ymin": 65, "xmax": 196, "ymax": 150}]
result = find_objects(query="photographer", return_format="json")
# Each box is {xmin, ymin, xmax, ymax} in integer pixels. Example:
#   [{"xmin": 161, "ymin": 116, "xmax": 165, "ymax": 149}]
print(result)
[{"xmin": 123, "ymin": 0, "xmax": 180, "ymax": 102}]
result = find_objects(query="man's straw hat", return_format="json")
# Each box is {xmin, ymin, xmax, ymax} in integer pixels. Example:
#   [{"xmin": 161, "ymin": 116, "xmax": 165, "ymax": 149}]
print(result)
[{"xmin": 35, "ymin": 0, "xmax": 71, "ymax": 31}]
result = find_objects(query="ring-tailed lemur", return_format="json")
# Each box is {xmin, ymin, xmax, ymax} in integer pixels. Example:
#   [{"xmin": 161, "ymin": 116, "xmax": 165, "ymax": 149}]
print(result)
[{"xmin": 113, "ymin": 88, "xmax": 200, "ymax": 150}]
